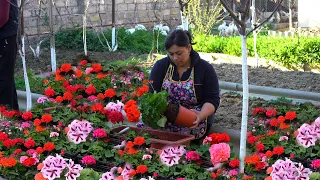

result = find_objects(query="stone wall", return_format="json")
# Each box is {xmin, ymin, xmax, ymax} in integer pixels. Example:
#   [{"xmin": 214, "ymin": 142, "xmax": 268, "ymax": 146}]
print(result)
[{"xmin": 22, "ymin": 0, "xmax": 181, "ymax": 36}]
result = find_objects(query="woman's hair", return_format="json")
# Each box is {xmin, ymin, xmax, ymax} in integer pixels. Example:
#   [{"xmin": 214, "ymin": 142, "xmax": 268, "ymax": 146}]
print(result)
[{"xmin": 164, "ymin": 29, "xmax": 196, "ymax": 50}]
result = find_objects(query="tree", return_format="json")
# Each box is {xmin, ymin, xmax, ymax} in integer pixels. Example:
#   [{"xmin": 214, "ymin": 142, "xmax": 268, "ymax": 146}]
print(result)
[{"xmin": 219, "ymin": 0, "xmax": 284, "ymax": 174}]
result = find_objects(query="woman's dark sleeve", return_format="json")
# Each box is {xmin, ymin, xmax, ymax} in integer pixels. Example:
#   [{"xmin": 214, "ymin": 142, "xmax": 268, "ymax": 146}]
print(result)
[
  {"xmin": 149, "ymin": 60, "xmax": 166, "ymax": 93},
  {"xmin": 203, "ymin": 64, "xmax": 220, "ymax": 112}
]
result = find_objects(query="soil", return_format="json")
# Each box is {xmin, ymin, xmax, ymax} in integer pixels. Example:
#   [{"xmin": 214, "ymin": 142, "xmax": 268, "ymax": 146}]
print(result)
[{"xmin": 14, "ymin": 49, "xmax": 320, "ymax": 130}]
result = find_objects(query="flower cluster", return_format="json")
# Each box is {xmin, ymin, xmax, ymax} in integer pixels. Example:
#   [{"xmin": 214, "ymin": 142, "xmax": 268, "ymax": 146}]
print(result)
[
  {"xmin": 296, "ymin": 117, "xmax": 320, "ymax": 148},
  {"xmin": 209, "ymin": 143, "xmax": 230, "ymax": 165},
  {"xmin": 159, "ymin": 146, "xmax": 186, "ymax": 166},
  {"xmin": 203, "ymin": 133, "xmax": 230, "ymax": 145},
  {"xmin": 39, "ymin": 154, "xmax": 83, "ymax": 180},
  {"xmin": 269, "ymin": 158, "xmax": 312, "ymax": 180},
  {"xmin": 67, "ymin": 120, "xmax": 93, "ymax": 144},
  {"xmin": 124, "ymin": 100, "xmax": 141, "ymax": 122}
]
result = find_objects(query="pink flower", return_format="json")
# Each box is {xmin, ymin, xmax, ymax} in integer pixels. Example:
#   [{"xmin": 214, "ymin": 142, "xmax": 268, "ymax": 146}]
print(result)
[
  {"xmin": 312, "ymin": 117, "xmax": 320, "ymax": 138},
  {"xmin": 311, "ymin": 159, "xmax": 320, "ymax": 169},
  {"xmin": 67, "ymin": 120, "xmax": 93, "ymax": 144},
  {"xmin": 81, "ymin": 155, "xmax": 96, "ymax": 166},
  {"xmin": 202, "ymin": 136, "xmax": 212, "ymax": 145},
  {"xmin": 271, "ymin": 159, "xmax": 312, "ymax": 180},
  {"xmin": 177, "ymin": 178, "xmax": 185, "ymax": 180},
  {"xmin": 93, "ymin": 128, "xmax": 107, "ymax": 138},
  {"xmin": 228, "ymin": 169, "xmax": 238, "ymax": 176},
  {"xmin": 185, "ymin": 151, "xmax": 200, "ymax": 161},
  {"xmin": 100, "ymin": 167, "xmax": 117, "ymax": 180},
  {"xmin": 41, "ymin": 154, "xmax": 67, "ymax": 180},
  {"xmin": 26, "ymin": 149, "xmax": 36, "ymax": 156},
  {"xmin": 160, "ymin": 146, "xmax": 186, "ymax": 166},
  {"xmin": 65, "ymin": 159, "xmax": 83, "ymax": 180},
  {"xmin": 296, "ymin": 123, "xmax": 317, "ymax": 148},
  {"xmin": 142, "ymin": 154, "xmax": 152, "ymax": 160},
  {"xmin": 279, "ymin": 136, "xmax": 288, "ymax": 141},
  {"xmin": 21, "ymin": 122, "xmax": 31, "ymax": 129},
  {"xmin": 85, "ymin": 67, "xmax": 93, "ymax": 74},
  {"xmin": 87, "ymin": 95, "xmax": 97, "ymax": 101},
  {"xmin": 20, "ymin": 156, "xmax": 28, "ymax": 163},
  {"xmin": 37, "ymin": 97, "xmax": 49, "ymax": 104},
  {"xmin": 209, "ymin": 143, "xmax": 230, "ymax": 165},
  {"xmin": 50, "ymin": 132, "xmax": 60, "ymax": 137}
]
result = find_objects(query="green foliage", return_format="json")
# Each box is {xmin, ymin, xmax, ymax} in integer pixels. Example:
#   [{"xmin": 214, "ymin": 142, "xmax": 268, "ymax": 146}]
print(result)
[
  {"xmin": 139, "ymin": 91, "xmax": 169, "ymax": 129},
  {"xmin": 43, "ymin": 28, "xmax": 166, "ymax": 54},
  {"xmin": 193, "ymin": 34, "xmax": 320, "ymax": 69},
  {"xmin": 78, "ymin": 168, "xmax": 102, "ymax": 180},
  {"xmin": 15, "ymin": 70, "xmax": 44, "ymax": 94}
]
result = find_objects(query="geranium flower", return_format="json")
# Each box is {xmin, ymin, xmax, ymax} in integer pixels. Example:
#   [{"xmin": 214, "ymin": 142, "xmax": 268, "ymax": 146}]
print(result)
[
  {"xmin": 37, "ymin": 97, "xmax": 49, "ymax": 104},
  {"xmin": 81, "ymin": 155, "xmax": 96, "ymax": 165},
  {"xmin": 100, "ymin": 167, "xmax": 118, "ymax": 180},
  {"xmin": 285, "ymin": 111, "xmax": 296, "ymax": 120},
  {"xmin": 185, "ymin": 151, "xmax": 200, "ymax": 161},
  {"xmin": 209, "ymin": 143, "xmax": 230, "ymax": 165},
  {"xmin": 85, "ymin": 67, "xmax": 93, "ymax": 74},
  {"xmin": 136, "ymin": 165, "xmax": 148, "ymax": 174},
  {"xmin": 279, "ymin": 136, "xmax": 288, "ymax": 141},
  {"xmin": 107, "ymin": 111, "xmax": 124, "ymax": 124},
  {"xmin": 312, "ymin": 117, "xmax": 320, "ymax": 138},
  {"xmin": 160, "ymin": 146, "xmax": 186, "ymax": 166},
  {"xmin": 105, "ymin": 89, "xmax": 117, "ymax": 98},
  {"xmin": 121, "ymin": 163, "xmax": 132, "ymax": 180},
  {"xmin": 43, "ymin": 142, "xmax": 55, "ymax": 152},
  {"xmin": 85, "ymin": 84, "xmax": 97, "ymax": 95},
  {"xmin": 272, "ymin": 146, "xmax": 284, "ymax": 155},
  {"xmin": 133, "ymin": 136, "xmax": 145, "ymax": 146},
  {"xmin": 60, "ymin": 64, "xmax": 72, "ymax": 72},
  {"xmin": 67, "ymin": 120, "xmax": 93, "ymax": 144},
  {"xmin": 44, "ymin": 87, "xmax": 55, "ymax": 97},
  {"xmin": 252, "ymin": 107, "xmax": 267, "ymax": 115},
  {"xmin": 50, "ymin": 132, "xmax": 59, "ymax": 137},
  {"xmin": 271, "ymin": 158, "xmax": 312, "ymax": 180},
  {"xmin": 93, "ymin": 128, "xmax": 107, "ymax": 138},
  {"xmin": 228, "ymin": 169, "xmax": 238, "ymax": 176},
  {"xmin": 266, "ymin": 108, "xmax": 277, "ymax": 117},
  {"xmin": 311, "ymin": 159, "xmax": 320, "ymax": 169},
  {"xmin": 296, "ymin": 123, "xmax": 317, "ymax": 148},
  {"xmin": 142, "ymin": 154, "xmax": 152, "ymax": 160},
  {"xmin": 41, "ymin": 114, "xmax": 53, "ymax": 123},
  {"xmin": 21, "ymin": 122, "xmax": 31, "ymax": 129},
  {"xmin": 87, "ymin": 95, "xmax": 97, "ymax": 101},
  {"xmin": 41, "ymin": 155, "xmax": 67, "ymax": 180},
  {"xmin": 24, "ymin": 138, "xmax": 36, "ymax": 149},
  {"xmin": 22, "ymin": 111, "xmax": 33, "ymax": 121},
  {"xmin": 65, "ymin": 159, "xmax": 83, "ymax": 180},
  {"xmin": 229, "ymin": 159, "xmax": 240, "ymax": 168}
]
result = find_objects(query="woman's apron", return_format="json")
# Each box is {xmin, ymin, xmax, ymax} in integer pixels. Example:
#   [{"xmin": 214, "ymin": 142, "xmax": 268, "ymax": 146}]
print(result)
[{"xmin": 161, "ymin": 64, "xmax": 207, "ymax": 139}]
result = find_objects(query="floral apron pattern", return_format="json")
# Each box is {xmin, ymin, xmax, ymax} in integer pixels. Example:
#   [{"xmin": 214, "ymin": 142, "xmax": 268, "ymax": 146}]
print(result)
[{"xmin": 161, "ymin": 64, "xmax": 207, "ymax": 139}]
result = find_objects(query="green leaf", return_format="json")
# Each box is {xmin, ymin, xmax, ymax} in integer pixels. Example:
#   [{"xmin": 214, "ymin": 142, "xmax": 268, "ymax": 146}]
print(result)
[{"xmin": 157, "ymin": 116, "xmax": 167, "ymax": 127}]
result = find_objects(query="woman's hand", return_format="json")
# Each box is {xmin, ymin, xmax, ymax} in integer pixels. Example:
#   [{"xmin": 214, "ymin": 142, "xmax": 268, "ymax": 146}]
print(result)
[{"xmin": 190, "ymin": 109, "xmax": 203, "ymax": 129}]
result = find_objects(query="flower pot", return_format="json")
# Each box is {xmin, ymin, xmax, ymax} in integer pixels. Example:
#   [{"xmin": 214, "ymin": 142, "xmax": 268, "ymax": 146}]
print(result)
[
  {"xmin": 174, "ymin": 105, "xmax": 197, "ymax": 128},
  {"xmin": 111, "ymin": 126, "xmax": 195, "ymax": 149}
]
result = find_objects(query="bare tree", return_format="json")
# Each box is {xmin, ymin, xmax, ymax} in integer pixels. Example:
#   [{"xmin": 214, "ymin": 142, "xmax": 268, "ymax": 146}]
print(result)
[{"xmin": 220, "ymin": 0, "xmax": 283, "ymax": 174}]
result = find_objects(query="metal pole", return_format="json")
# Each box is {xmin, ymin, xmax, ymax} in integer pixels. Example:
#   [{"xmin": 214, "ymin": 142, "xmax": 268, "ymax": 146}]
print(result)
[
  {"xmin": 112, "ymin": 0, "xmax": 116, "ymax": 50},
  {"xmin": 49, "ymin": 0, "xmax": 56, "ymax": 72}
]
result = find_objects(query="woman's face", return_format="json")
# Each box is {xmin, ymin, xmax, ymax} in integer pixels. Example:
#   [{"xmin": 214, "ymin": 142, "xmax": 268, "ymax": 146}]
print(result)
[{"xmin": 168, "ymin": 44, "xmax": 191, "ymax": 68}]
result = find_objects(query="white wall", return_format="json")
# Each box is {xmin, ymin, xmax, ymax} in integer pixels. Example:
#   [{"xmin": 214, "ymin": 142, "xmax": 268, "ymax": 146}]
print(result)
[{"xmin": 298, "ymin": 0, "xmax": 320, "ymax": 28}]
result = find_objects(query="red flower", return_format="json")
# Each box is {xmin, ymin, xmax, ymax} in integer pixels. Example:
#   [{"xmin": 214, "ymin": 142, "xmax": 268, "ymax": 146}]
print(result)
[
  {"xmin": 3, "ymin": 139, "xmax": 14, "ymax": 148},
  {"xmin": 229, "ymin": 159, "xmax": 240, "ymax": 168},
  {"xmin": 266, "ymin": 108, "xmax": 277, "ymax": 117},
  {"xmin": 0, "ymin": 132, "xmax": 9, "ymax": 142},
  {"xmin": 134, "ymin": 136, "xmax": 145, "ymax": 146},
  {"xmin": 207, "ymin": 133, "xmax": 230, "ymax": 144},
  {"xmin": 34, "ymin": 118, "xmax": 42, "ymax": 126},
  {"xmin": 252, "ymin": 107, "xmax": 267, "ymax": 116},
  {"xmin": 85, "ymin": 84, "xmax": 97, "ymax": 95},
  {"xmin": 63, "ymin": 91, "xmax": 73, "ymax": 101},
  {"xmin": 107, "ymin": 111, "xmax": 124, "ymax": 124},
  {"xmin": 41, "ymin": 114, "xmax": 52, "ymax": 123},
  {"xmin": 255, "ymin": 161, "xmax": 265, "ymax": 171},
  {"xmin": 36, "ymin": 147, "xmax": 44, "ymax": 154},
  {"xmin": 22, "ymin": 157, "xmax": 36, "ymax": 167},
  {"xmin": 60, "ymin": 63, "xmax": 72, "ymax": 72},
  {"xmin": 247, "ymin": 135, "xmax": 257, "ymax": 145},
  {"xmin": 13, "ymin": 138, "xmax": 24, "ymax": 144},
  {"xmin": 24, "ymin": 139, "xmax": 36, "ymax": 149},
  {"xmin": 91, "ymin": 103, "xmax": 104, "ymax": 113},
  {"xmin": 14, "ymin": 149, "xmax": 22, "ymax": 154},
  {"xmin": 43, "ymin": 142, "xmax": 55, "ymax": 151},
  {"xmin": 79, "ymin": 60, "xmax": 88, "ymax": 66},
  {"xmin": 285, "ymin": 111, "xmax": 296, "ymax": 120},
  {"xmin": 22, "ymin": 111, "xmax": 33, "ymax": 121},
  {"xmin": 273, "ymin": 146, "xmax": 284, "ymax": 155},
  {"xmin": 256, "ymin": 142, "xmax": 265, "ymax": 152},
  {"xmin": 265, "ymin": 150, "xmax": 273, "ymax": 158},
  {"xmin": 136, "ymin": 165, "xmax": 148, "ymax": 174},
  {"xmin": 269, "ymin": 118, "xmax": 278, "ymax": 127},
  {"xmin": 44, "ymin": 87, "xmax": 55, "ymax": 97},
  {"xmin": 81, "ymin": 155, "xmax": 96, "ymax": 165},
  {"xmin": 104, "ymin": 89, "xmax": 117, "ymax": 98},
  {"xmin": 55, "ymin": 96, "xmax": 63, "ymax": 103},
  {"xmin": 91, "ymin": 63, "xmax": 102, "ymax": 73},
  {"xmin": 136, "ymin": 85, "xmax": 149, "ymax": 96},
  {"xmin": 277, "ymin": 116, "xmax": 285, "ymax": 123}
]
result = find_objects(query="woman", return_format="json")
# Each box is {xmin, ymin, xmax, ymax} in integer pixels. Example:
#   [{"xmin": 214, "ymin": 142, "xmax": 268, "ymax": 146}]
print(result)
[{"xmin": 149, "ymin": 29, "xmax": 220, "ymax": 139}]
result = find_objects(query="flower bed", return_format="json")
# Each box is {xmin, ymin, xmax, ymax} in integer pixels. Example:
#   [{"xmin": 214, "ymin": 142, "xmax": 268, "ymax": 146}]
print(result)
[{"xmin": 0, "ymin": 59, "xmax": 319, "ymax": 179}]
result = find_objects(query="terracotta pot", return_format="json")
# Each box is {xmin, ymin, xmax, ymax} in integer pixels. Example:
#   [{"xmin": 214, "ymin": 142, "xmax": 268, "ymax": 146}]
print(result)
[{"xmin": 174, "ymin": 106, "xmax": 197, "ymax": 128}]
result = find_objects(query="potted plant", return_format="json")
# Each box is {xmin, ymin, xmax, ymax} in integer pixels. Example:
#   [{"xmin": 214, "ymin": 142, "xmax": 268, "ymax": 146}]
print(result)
[{"xmin": 139, "ymin": 91, "xmax": 169, "ymax": 128}]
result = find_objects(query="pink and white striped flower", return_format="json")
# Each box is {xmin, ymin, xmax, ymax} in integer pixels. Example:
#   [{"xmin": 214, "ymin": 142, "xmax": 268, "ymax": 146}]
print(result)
[
  {"xmin": 160, "ymin": 146, "xmax": 186, "ymax": 166},
  {"xmin": 296, "ymin": 123, "xmax": 318, "ymax": 148},
  {"xmin": 65, "ymin": 159, "xmax": 83, "ymax": 180},
  {"xmin": 67, "ymin": 120, "xmax": 93, "ymax": 144}
]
